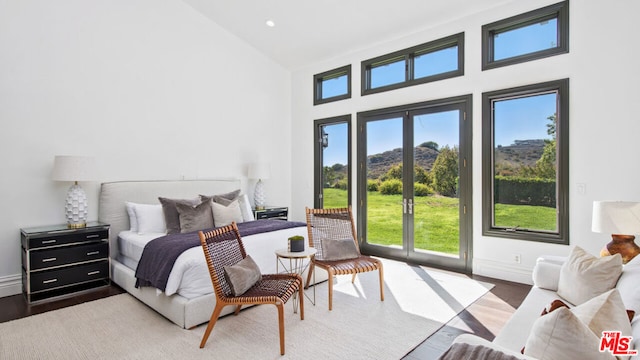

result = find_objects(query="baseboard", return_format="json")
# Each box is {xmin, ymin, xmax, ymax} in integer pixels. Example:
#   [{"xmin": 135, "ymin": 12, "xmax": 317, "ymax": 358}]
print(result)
[
  {"xmin": 473, "ymin": 258, "xmax": 533, "ymax": 285},
  {"xmin": 0, "ymin": 274, "xmax": 22, "ymax": 298}
]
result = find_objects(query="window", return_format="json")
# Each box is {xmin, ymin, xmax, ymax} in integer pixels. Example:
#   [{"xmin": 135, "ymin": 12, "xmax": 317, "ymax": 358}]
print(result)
[
  {"xmin": 482, "ymin": 79, "xmax": 569, "ymax": 244},
  {"xmin": 482, "ymin": 1, "xmax": 569, "ymax": 70},
  {"xmin": 362, "ymin": 33, "xmax": 464, "ymax": 95},
  {"xmin": 314, "ymin": 115, "xmax": 351, "ymax": 208},
  {"xmin": 314, "ymin": 65, "xmax": 351, "ymax": 105}
]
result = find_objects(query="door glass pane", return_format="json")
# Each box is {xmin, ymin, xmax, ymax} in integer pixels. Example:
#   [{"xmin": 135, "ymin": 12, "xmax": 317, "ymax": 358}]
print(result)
[
  {"xmin": 370, "ymin": 59, "xmax": 405, "ymax": 89},
  {"xmin": 413, "ymin": 111, "xmax": 460, "ymax": 256},
  {"xmin": 414, "ymin": 46, "xmax": 458, "ymax": 79},
  {"xmin": 492, "ymin": 93, "xmax": 558, "ymax": 232},
  {"xmin": 494, "ymin": 18, "xmax": 558, "ymax": 61},
  {"xmin": 366, "ymin": 117, "xmax": 403, "ymax": 247},
  {"xmin": 321, "ymin": 123, "xmax": 349, "ymax": 208}
]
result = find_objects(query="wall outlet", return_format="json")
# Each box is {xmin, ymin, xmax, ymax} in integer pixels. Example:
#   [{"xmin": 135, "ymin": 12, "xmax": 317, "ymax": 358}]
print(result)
[{"xmin": 512, "ymin": 254, "xmax": 521, "ymax": 264}]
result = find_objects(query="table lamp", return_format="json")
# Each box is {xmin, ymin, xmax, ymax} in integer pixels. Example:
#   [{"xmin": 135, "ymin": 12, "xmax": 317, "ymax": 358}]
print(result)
[
  {"xmin": 592, "ymin": 201, "xmax": 640, "ymax": 264},
  {"xmin": 248, "ymin": 163, "xmax": 270, "ymax": 210},
  {"xmin": 52, "ymin": 155, "xmax": 96, "ymax": 228}
]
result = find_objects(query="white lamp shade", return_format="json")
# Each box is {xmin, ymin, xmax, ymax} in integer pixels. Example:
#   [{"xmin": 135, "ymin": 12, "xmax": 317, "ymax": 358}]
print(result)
[
  {"xmin": 248, "ymin": 163, "xmax": 271, "ymax": 180},
  {"xmin": 52, "ymin": 156, "xmax": 96, "ymax": 182},
  {"xmin": 592, "ymin": 201, "xmax": 640, "ymax": 235}
]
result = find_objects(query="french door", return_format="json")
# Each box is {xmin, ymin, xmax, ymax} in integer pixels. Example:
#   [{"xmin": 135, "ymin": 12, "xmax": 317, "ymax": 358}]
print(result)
[{"xmin": 357, "ymin": 96, "xmax": 472, "ymax": 272}]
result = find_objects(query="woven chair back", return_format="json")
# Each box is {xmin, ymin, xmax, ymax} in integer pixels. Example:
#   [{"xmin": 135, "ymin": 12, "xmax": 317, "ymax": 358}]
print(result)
[
  {"xmin": 200, "ymin": 223, "xmax": 247, "ymax": 298},
  {"xmin": 306, "ymin": 207, "xmax": 359, "ymax": 259}
]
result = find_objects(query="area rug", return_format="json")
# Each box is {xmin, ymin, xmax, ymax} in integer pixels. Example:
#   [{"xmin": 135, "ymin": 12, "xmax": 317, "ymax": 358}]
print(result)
[{"xmin": 0, "ymin": 258, "xmax": 492, "ymax": 360}]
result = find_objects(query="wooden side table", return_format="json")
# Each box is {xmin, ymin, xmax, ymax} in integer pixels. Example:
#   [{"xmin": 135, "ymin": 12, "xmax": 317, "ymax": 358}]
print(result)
[{"xmin": 275, "ymin": 247, "xmax": 317, "ymax": 312}]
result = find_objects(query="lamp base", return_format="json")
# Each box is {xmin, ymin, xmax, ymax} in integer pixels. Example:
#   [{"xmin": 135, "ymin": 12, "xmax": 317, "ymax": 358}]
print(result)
[
  {"xmin": 600, "ymin": 234, "xmax": 640, "ymax": 264},
  {"xmin": 254, "ymin": 179, "xmax": 266, "ymax": 209},
  {"xmin": 65, "ymin": 183, "xmax": 88, "ymax": 229}
]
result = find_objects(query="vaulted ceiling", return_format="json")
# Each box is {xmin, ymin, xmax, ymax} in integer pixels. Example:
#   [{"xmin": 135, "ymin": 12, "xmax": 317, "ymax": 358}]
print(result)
[{"xmin": 182, "ymin": 0, "xmax": 512, "ymax": 70}]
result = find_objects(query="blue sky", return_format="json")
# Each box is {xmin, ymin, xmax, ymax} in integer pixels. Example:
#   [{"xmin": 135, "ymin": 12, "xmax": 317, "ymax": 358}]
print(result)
[{"xmin": 321, "ymin": 20, "xmax": 558, "ymax": 166}]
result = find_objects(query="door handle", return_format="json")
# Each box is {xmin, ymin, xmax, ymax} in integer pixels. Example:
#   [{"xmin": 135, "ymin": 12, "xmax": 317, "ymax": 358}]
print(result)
[
  {"xmin": 408, "ymin": 198, "xmax": 413, "ymax": 215},
  {"xmin": 402, "ymin": 198, "xmax": 407, "ymax": 214}
]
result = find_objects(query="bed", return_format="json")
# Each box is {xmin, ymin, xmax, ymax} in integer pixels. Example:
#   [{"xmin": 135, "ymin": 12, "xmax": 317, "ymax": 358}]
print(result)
[{"xmin": 98, "ymin": 179, "xmax": 325, "ymax": 329}]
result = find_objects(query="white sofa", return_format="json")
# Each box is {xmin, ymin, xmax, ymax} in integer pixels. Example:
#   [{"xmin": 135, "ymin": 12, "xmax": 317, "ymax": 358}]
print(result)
[{"xmin": 448, "ymin": 250, "xmax": 640, "ymax": 360}]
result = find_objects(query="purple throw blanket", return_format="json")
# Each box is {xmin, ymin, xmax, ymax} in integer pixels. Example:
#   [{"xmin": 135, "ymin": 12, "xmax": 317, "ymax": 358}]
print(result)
[{"xmin": 134, "ymin": 220, "xmax": 306, "ymax": 291}]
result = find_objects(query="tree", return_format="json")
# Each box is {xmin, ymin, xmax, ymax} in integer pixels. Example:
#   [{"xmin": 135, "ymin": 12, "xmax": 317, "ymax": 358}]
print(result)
[
  {"xmin": 535, "ymin": 114, "xmax": 557, "ymax": 179},
  {"xmin": 381, "ymin": 163, "xmax": 402, "ymax": 181},
  {"xmin": 431, "ymin": 146, "xmax": 459, "ymax": 197},
  {"xmin": 418, "ymin": 141, "xmax": 439, "ymax": 151}
]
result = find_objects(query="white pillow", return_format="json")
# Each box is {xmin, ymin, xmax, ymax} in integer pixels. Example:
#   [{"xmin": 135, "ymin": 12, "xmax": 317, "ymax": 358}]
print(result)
[
  {"xmin": 617, "ymin": 254, "xmax": 640, "ymax": 316},
  {"xmin": 125, "ymin": 202, "xmax": 139, "ymax": 232},
  {"xmin": 571, "ymin": 289, "xmax": 632, "ymax": 341},
  {"xmin": 524, "ymin": 307, "xmax": 615, "ymax": 360},
  {"xmin": 238, "ymin": 194, "xmax": 255, "ymax": 222},
  {"xmin": 557, "ymin": 246, "xmax": 623, "ymax": 305},
  {"xmin": 211, "ymin": 199, "xmax": 243, "ymax": 227},
  {"xmin": 134, "ymin": 203, "xmax": 166, "ymax": 234}
]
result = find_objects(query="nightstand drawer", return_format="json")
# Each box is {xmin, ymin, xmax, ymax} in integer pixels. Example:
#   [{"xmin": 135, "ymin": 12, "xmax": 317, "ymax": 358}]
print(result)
[
  {"xmin": 257, "ymin": 210, "xmax": 287, "ymax": 219},
  {"xmin": 29, "ymin": 241, "xmax": 109, "ymax": 270},
  {"xmin": 27, "ymin": 229, "xmax": 108, "ymax": 249},
  {"xmin": 29, "ymin": 261, "xmax": 109, "ymax": 292}
]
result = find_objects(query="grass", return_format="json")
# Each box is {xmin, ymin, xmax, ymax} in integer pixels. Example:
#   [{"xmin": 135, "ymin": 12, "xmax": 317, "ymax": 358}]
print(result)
[{"xmin": 323, "ymin": 188, "xmax": 556, "ymax": 255}]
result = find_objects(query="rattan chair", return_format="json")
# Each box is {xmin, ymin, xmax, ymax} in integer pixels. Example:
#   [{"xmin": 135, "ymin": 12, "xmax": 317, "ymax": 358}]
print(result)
[
  {"xmin": 305, "ymin": 207, "xmax": 384, "ymax": 310},
  {"xmin": 198, "ymin": 222, "xmax": 304, "ymax": 355}
]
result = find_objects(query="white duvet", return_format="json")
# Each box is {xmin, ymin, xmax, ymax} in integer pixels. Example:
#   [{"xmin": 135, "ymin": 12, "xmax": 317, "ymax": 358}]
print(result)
[{"xmin": 118, "ymin": 226, "xmax": 308, "ymax": 299}]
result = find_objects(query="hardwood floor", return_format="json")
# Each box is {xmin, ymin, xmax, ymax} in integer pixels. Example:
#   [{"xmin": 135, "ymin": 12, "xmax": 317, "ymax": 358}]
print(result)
[
  {"xmin": 404, "ymin": 275, "xmax": 532, "ymax": 360},
  {"xmin": 1, "ymin": 275, "xmax": 530, "ymax": 359}
]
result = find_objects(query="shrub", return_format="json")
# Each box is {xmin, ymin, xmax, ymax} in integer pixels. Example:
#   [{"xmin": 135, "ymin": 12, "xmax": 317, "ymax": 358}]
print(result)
[
  {"xmin": 334, "ymin": 178, "xmax": 348, "ymax": 190},
  {"xmin": 367, "ymin": 179, "xmax": 380, "ymax": 192},
  {"xmin": 380, "ymin": 179, "xmax": 402, "ymax": 195},
  {"xmin": 413, "ymin": 183, "xmax": 433, "ymax": 196}
]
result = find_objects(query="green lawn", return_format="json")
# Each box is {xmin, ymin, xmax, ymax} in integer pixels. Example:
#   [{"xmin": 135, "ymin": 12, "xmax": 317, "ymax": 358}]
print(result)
[{"xmin": 323, "ymin": 188, "xmax": 556, "ymax": 255}]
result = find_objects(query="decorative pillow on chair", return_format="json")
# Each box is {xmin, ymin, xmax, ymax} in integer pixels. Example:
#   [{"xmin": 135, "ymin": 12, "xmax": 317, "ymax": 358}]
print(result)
[
  {"xmin": 176, "ymin": 201, "xmax": 214, "ymax": 233},
  {"xmin": 223, "ymin": 255, "xmax": 262, "ymax": 296},
  {"xmin": 211, "ymin": 199, "xmax": 244, "ymax": 227},
  {"xmin": 320, "ymin": 238, "xmax": 360, "ymax": 261},
  {"xmin": 557, "ymin": 246, "xmax": 622, "ymax": 305},
  {"xmin": 570, "ymin": 289, "xmax": 633, "ymax": 339},
  {"xmin": 159, "ymin": 197, "xmax": 201, "ymax": 234}
]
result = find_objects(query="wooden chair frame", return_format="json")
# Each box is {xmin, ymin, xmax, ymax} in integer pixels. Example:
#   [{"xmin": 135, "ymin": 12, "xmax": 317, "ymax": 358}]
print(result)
[
  {"xmin": 199, "ymin": 222, "xmax": 304, "ymax": 355},
  {"xmin": 305, "ymin": 207, "xmax": 384, "ymax": 310}
]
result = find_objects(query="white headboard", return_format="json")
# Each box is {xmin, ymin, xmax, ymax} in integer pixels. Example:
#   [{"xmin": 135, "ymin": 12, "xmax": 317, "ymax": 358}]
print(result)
[{"xmin": 98, "ymin": 179, "xmax": 241, "ymax": 260}]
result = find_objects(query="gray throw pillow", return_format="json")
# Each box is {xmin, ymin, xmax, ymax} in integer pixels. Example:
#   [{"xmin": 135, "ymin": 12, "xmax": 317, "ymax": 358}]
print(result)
[
  {"xmin": 320, "ymin": 238, "xmax": 360, "ymax": 261},
  {"xmin": 175, "ymin": 200, "xmax": 214, "ymax": 233},
  {"xmin": 223, "ymin": 255, "xmax": 262, "ymax": 296},
  {"xmin": 200, "ymin": 189, "xmax": 242, "ymax": 206},
  {"xmin": 159, "ymin": 197, "xmax": 200, "ymax": 234}
]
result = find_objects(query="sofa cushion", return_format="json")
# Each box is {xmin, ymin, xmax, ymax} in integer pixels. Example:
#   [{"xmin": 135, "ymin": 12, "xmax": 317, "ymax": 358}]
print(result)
[
  {"xmin": 524, "ymin": 307, "xmax": 615, "ymax": 360},
  {"xmin": 557, "ymin": 246, "xmax": 622, "ymax": 305}
]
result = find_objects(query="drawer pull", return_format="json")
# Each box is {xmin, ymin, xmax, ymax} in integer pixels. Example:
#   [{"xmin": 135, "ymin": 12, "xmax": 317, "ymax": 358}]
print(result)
[
  {"xmin": 86, "ymin": 234, "xmax": 100, "ymax": 239},
  {"xmin": 43, "ymin": 279, "xmax": 58, "ymax": 284},
  {"xmin": 42, "ymin": 257, "xmax": 57, "ymax": 262},
  {"xmin": 86, "ymin": 251, "xmax": 100, "ymax": 256},
  {"xmin": 41, "ymin": 240, "xmax": 57, "ymax": 244},
  {"xmin": 87, "ymin": 271, "xmax": 100, "ymax": 276}
]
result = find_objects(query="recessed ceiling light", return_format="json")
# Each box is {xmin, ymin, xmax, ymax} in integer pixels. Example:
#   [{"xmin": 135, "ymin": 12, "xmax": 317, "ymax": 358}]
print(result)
[{"xmin": 266, "ymin": 20, "xmax": 275, "ymax": 27}]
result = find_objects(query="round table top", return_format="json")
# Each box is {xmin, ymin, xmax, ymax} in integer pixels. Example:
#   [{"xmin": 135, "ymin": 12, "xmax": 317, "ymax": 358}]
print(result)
[{"xmin": 275, "ymin": 247, "xmax": 317, "ymax": 258}]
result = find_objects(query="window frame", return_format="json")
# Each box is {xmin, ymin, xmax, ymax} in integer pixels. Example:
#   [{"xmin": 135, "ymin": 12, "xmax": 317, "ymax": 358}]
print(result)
[
  {"xmin": 481, "ymin": 78, "xmax": 569, "ymax": 244},
  {"xmin": 361, "ymin": 32, "xmax": 464, "ymax": 96},
  {"xmin": 482, "ymin": 1, "xmax": 569, "ymax": 71},
  {"xmin": 314, "ymin": 115, "xmax": 352, "ymax": 208},
  {"xmin": 313, "ymin": 65, "xmax": 352, "ymax": 105}
]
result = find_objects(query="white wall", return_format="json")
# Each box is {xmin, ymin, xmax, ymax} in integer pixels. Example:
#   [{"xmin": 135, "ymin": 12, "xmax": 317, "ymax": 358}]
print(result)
[
  {"xmin": 290, "ymin": 0, "xmax": 640, "ymax": 283},
  {"xmin": 0, "ymin": 0, "xmax": 292, "ymax": 296}
]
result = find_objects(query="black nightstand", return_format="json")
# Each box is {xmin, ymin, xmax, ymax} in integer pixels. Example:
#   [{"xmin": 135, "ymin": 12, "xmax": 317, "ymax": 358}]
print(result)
[
  {"xmin": 21, "ymin": 222, "xmax": 110, "ymax": 303},
  {"xmin": 253, "ymin": 206, "xmax": 288, "ymax": 220}
]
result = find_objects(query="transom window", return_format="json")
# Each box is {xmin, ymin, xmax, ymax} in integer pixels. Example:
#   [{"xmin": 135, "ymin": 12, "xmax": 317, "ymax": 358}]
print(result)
[
  {"xmin": 314, "ymin": 65, "xmax": 351, "ymax": 105},
  {"xmin": 482, "ymin": 79, "xmax": 569, "ymax": 244},
  {"xmin": 482, "ymin": 1, "xmax": 569, "ymax": 70},
  {"xmin": 362, "ymin": 33, "xmax": 464, "ymax": 96}
]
